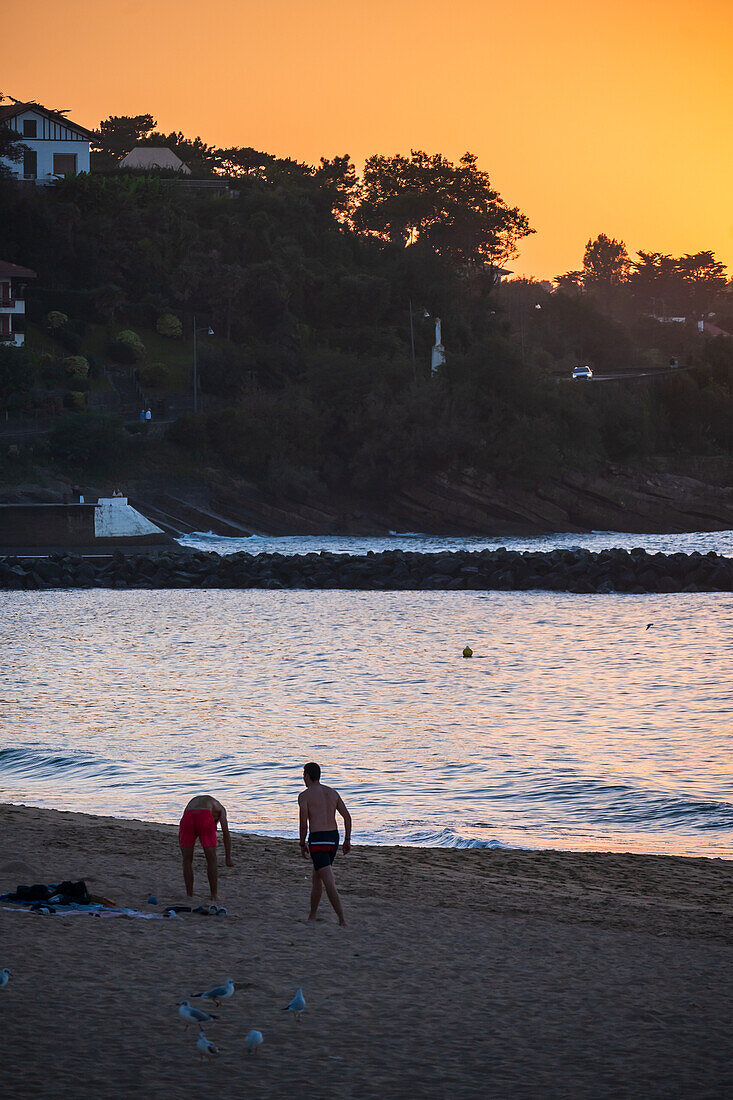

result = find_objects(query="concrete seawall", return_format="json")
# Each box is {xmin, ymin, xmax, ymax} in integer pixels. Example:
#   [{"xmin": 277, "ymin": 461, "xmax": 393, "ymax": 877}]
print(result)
[{"xmin": 0, "ymin": 499, "xmax": 173, "ymax": 552}]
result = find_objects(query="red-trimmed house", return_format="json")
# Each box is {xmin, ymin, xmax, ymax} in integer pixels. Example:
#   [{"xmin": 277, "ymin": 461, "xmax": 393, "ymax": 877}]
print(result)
[{"xmin": 0, "ymin": 261, "xmax": 37, "ymax": 346}]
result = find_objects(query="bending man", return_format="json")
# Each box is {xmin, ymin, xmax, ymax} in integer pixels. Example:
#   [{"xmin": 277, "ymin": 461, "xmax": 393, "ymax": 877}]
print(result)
[
  {"xmin": 298, "ymin": 762, "xmax": 351, "ymax": 926},
  {"xmin": 178, "ymin": 794, "xmax": 233, "ymax": 902}
]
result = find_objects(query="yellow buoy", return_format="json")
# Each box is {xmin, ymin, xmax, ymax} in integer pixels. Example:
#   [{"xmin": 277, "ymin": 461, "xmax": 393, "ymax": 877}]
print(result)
[{"xmin": 462, "ymin": 645, "xmax": 473, "ymax": 658}]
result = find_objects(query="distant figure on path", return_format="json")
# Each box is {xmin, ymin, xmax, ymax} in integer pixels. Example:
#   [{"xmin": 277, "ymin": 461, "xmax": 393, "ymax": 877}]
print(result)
[
  {"xmin": 145, "ymin": 407, "xmax": 152, "ymax": 421},
  {"xmin": 298, "ymin": 762, "xmax": 351, "ymax": 926},
  {"xmin": 179, "ymin": 795, "xmax": 233, "ymax": 902}
]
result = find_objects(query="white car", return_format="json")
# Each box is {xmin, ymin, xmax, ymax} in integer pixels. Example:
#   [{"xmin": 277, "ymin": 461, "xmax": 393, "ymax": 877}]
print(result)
[{"xmin": 571, "ymin": 365, "xmax": 593, "ymax": 379}]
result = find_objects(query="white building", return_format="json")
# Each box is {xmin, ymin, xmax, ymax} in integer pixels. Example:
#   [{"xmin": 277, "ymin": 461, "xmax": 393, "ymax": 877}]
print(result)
[
  {"xmin": 0, "ymin": 260, "xmax": 36, "ymax": 347},
  {"xmin": 0, "ymin": 101, "xmax": 92, "ymax": 184},
  {"xmin": 119, "ymin": 146, "xmax": 191, "ymax": 174}
]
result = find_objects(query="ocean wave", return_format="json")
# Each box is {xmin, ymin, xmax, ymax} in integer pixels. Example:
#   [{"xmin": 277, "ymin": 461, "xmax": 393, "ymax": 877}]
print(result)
[
  {"xmin": 0, "ymin": 746, "xmax": 123, "ymax": 781},
  {"xmin": 588, "ymin": 793, "xmax": 733, "ymax": 830},
  {"xmin": 517, "ymin": 776, "xmax": 733, "ymax": 831},
  {"xmin": 404, "ymin": 827, "xmax": 507, "ymax": 849}
]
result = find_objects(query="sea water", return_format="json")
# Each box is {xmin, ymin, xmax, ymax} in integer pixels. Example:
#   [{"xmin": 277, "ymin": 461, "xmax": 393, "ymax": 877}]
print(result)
[
  {"xmin": 177, "ymin": 528, "xmax": 733, "ymax": 558},
  {"xmin": 1, "ymin": 580, "xmax": 731, "ymax": 857}
]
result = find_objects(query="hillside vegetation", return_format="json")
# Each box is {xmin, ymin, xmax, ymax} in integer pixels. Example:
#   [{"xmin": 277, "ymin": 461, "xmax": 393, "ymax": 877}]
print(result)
[{"xmin": 0, "ymin": 135, "xmax": 731, "ymax": 516}]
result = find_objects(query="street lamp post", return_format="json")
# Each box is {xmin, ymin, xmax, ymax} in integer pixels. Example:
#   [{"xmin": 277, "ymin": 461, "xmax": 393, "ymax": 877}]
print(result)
[{"xmin": 409, "ymin": 301, "xmax": 433, "ymax": 380}]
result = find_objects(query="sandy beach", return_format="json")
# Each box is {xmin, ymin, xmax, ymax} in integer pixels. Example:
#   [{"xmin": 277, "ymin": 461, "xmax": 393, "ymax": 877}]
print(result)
[{"xmin": 1, "ymin": 803, "xmax": 732, "ymax": 1099}]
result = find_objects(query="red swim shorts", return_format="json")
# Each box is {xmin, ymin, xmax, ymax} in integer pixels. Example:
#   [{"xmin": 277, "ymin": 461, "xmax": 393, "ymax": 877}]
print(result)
[{"xmin": 178, "ymin": 808, "xmax": 217, "ymax": 848}]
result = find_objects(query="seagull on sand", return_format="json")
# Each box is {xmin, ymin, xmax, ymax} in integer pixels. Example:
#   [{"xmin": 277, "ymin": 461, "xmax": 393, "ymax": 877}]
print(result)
[
  {"xmin": 179, "ymin": 1000, "xmax": 218, "ymax": 1028},
  {"xmin": 245, "ymin": 1029, "xmax": 263, "ymax": 1054},
  {"xmin": 192, "ymin": 978, "xmax": 235, "ymax": 1007},
  {"xmin": 196, "ymin": 1031, "xmax": 220, "ymax": 1061},
  {"xmin": 0, "ymin": 968, "xmax": 10, "ymax": 990},
  {"xmin": 283, "ymin": 987, "xmax": 306, "ymax": 1018}
]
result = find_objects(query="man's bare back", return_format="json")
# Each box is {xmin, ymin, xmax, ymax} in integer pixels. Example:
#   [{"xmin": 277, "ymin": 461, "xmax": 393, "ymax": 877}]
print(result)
[
  {"xmin": 298, "ymin": 783, "xmax": 341, "ymax": 833},
  {"xmin": 298, "ymin": 763, "xmax": 352, "ymax": 926},
  {"xmin": 184, "ymin": 794, "xmax": 225, "ymax": 822}
]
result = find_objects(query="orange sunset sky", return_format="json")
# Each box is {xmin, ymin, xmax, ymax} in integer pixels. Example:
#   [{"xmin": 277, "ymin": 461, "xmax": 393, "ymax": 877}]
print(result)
[{"xmin": 4, "ymin": 0, "xmax": 732, "ymax": 280}]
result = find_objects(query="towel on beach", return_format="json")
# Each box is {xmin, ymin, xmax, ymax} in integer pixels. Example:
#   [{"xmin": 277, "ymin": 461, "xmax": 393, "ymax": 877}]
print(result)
[
  {"xmin": 1, "ymin": 903, "xmax": 171, "ymax": 919},
  {"xmin": 0, "ymin": 880, "xmax": 167, "ymax": 919},
  {"xmin": 0, "ymin": 880, "xmax": 91, "ymax": 906}
]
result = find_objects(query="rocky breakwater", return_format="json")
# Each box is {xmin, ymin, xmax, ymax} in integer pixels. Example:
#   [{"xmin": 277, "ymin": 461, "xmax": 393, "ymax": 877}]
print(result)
[{"xmin": 0, "ymin": 548, "xmax": 731, "ymax": 593}]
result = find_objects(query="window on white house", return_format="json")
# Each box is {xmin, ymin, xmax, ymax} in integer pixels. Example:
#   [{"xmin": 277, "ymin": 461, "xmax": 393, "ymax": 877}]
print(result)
[
  {"xmin": 53, "ymin": 153, "xmax": 77, "ymax": 176},
  {"xmin": 23, "ymin": 149, "xmax": 37, "ymax": 179},
  {"xmin": 23, "ymin": 119, "xmax": 37, "ymax": 137}
]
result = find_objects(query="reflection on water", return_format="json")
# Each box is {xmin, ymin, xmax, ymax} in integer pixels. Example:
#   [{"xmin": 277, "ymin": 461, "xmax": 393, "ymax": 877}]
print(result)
[{"xmin": 1, "ymin": 589, "xmax": 731, "ymax": 857}]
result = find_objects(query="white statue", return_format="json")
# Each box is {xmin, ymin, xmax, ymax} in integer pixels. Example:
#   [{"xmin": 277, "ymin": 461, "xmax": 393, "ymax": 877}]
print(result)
[{"xmin": 431, "ymin": 317, "xmax": 446, "ymax": 375}]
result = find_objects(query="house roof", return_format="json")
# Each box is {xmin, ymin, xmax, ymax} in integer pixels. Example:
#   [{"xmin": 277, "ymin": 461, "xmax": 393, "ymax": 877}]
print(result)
[
  {"xmin": 0, "ymin": 260, "xmax": 37, "ymax": 279},
  {"xmin": 0, "ymin": 101, "xmax": 95, "ymax": 139},
  {"xmin": 119, "ymin": 146, "xmax": 192, "ymax": 174}
]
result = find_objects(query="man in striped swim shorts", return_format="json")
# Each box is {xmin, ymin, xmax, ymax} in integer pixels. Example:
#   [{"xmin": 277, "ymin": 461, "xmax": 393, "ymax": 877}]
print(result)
[{"xmin": 298, "ymin": 762, "xmax": 352, "ymax": 926}]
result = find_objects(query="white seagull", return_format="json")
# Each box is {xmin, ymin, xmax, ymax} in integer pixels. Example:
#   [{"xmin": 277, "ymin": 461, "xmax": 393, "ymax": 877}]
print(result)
[
  {"xmin": 192, "ymin": 978, "xmax": 235, "ymax": 1007},
  {"xmin": 245, "ymin": 1029, "xmax": 264, "ymax": 1054},
  {"xmin": 0, "ymin": 968, "xmax": 10, "ymax": 990},
  {"xmin": 179, "ymin": 1000, "xmax": 218, "ymax": 1028},
  {"xmin": 283, "ymin": 987, "xmax": 306, "ymax": 1018},
  {"xmin": 196, "ymin": 1031, "xmax": 220, "ymax": 1061}
]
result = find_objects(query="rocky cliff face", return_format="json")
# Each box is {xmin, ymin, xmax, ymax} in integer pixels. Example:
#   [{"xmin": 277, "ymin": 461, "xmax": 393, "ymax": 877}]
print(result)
[
  {"xmin": 3, "ymin": 460, "xmax": 731, "ymax": 538},
  {"xmin": 129, "ymin": 462, "xmax": 733, "ymax": 538}
]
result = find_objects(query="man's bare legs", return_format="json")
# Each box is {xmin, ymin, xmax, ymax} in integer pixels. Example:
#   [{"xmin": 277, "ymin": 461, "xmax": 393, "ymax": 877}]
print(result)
[
  {"xmin": 180, "ymin": 845, "xmax": 195, "ymax": 897},
  {"xmin": 309, "ymin": 865, "xmax": 345, "ymax": 926},
  {"xmin": 309, "ymin": 868, "xmax": 323, "ymax": 919},
  {"xmin": 203, "ymin": 846, "xmax": 218, "ymax": 902},
  {"xmin": 180, "ymin": 844, "xmax": 218, "ymax": 901}
]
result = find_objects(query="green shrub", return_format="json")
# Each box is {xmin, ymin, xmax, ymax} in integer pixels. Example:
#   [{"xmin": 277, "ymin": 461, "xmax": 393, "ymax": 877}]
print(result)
[
  {"xmin": 156, "ymin": 312, "xmax": 183, "ymax": 339},
  {"xmin": 45, "ymin": 310, "xmax": 68, "ymax": 332},
  {"xmin": 111, "ymin": 329, "xmax": 146, "ymax": 363},
  {"xmin": 50, "ymin": 412, "xmax": 125, "ymax": 468},
  {"xmin": 136, "ymin": 361, "xmax": 168, "ymax": 388},
  {"xmin": 63, "ymin": 390, "xmax": 87, "ymax": 410},
  {"xmin": 63, "ymin": 355, "xmax": 90, "ymax": 380}
]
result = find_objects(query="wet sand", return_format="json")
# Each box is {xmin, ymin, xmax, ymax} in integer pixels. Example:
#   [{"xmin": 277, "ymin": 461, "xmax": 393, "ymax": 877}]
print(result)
[{"xmin": 1, "ymin": 803, "xmax": 731, "ymax": 1098}]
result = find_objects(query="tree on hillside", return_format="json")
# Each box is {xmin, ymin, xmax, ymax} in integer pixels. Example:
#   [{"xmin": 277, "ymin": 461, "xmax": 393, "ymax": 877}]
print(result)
[
  {"xmin": 676, "ymin": 251, "xmax": 728, "ymax": 317},
  {"xmin": 215, "ymin": 145, "xmax": 276, "ymax": 178},
  {"xmin": 582, "ymin": 234, "xmax": 632, "ymax": 289},
  {"xmin": 354, "ymin": 150, "xmax": 533, "ymax": 267},
  {"xmin": 555, "ymin": 234, "xmax": 631, "ymax": 303},
  {"xmin": 0, "ymin": 123, "xmax": 26, "ymax": 178},
  {"xmin": 554, "ymin": 269, "xmax": 584, "ymax": 291},
  {"xmin": 0, "ymin": 92, "xmax": 28, "ymax": 177},
  {"xmin": 630, "ymin": 250, "xmax": 727, "ymax": 318},
  {"xmin": 0, "ymin": 345, "xmax": 36, "ymax": 409},
  {"xmin": 314, "ymin": 155, "xmax": 360, "ymax": 220},
  {"xmin": 92, "ymin": 114, "xmax": 157, "ymax": 168}
]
